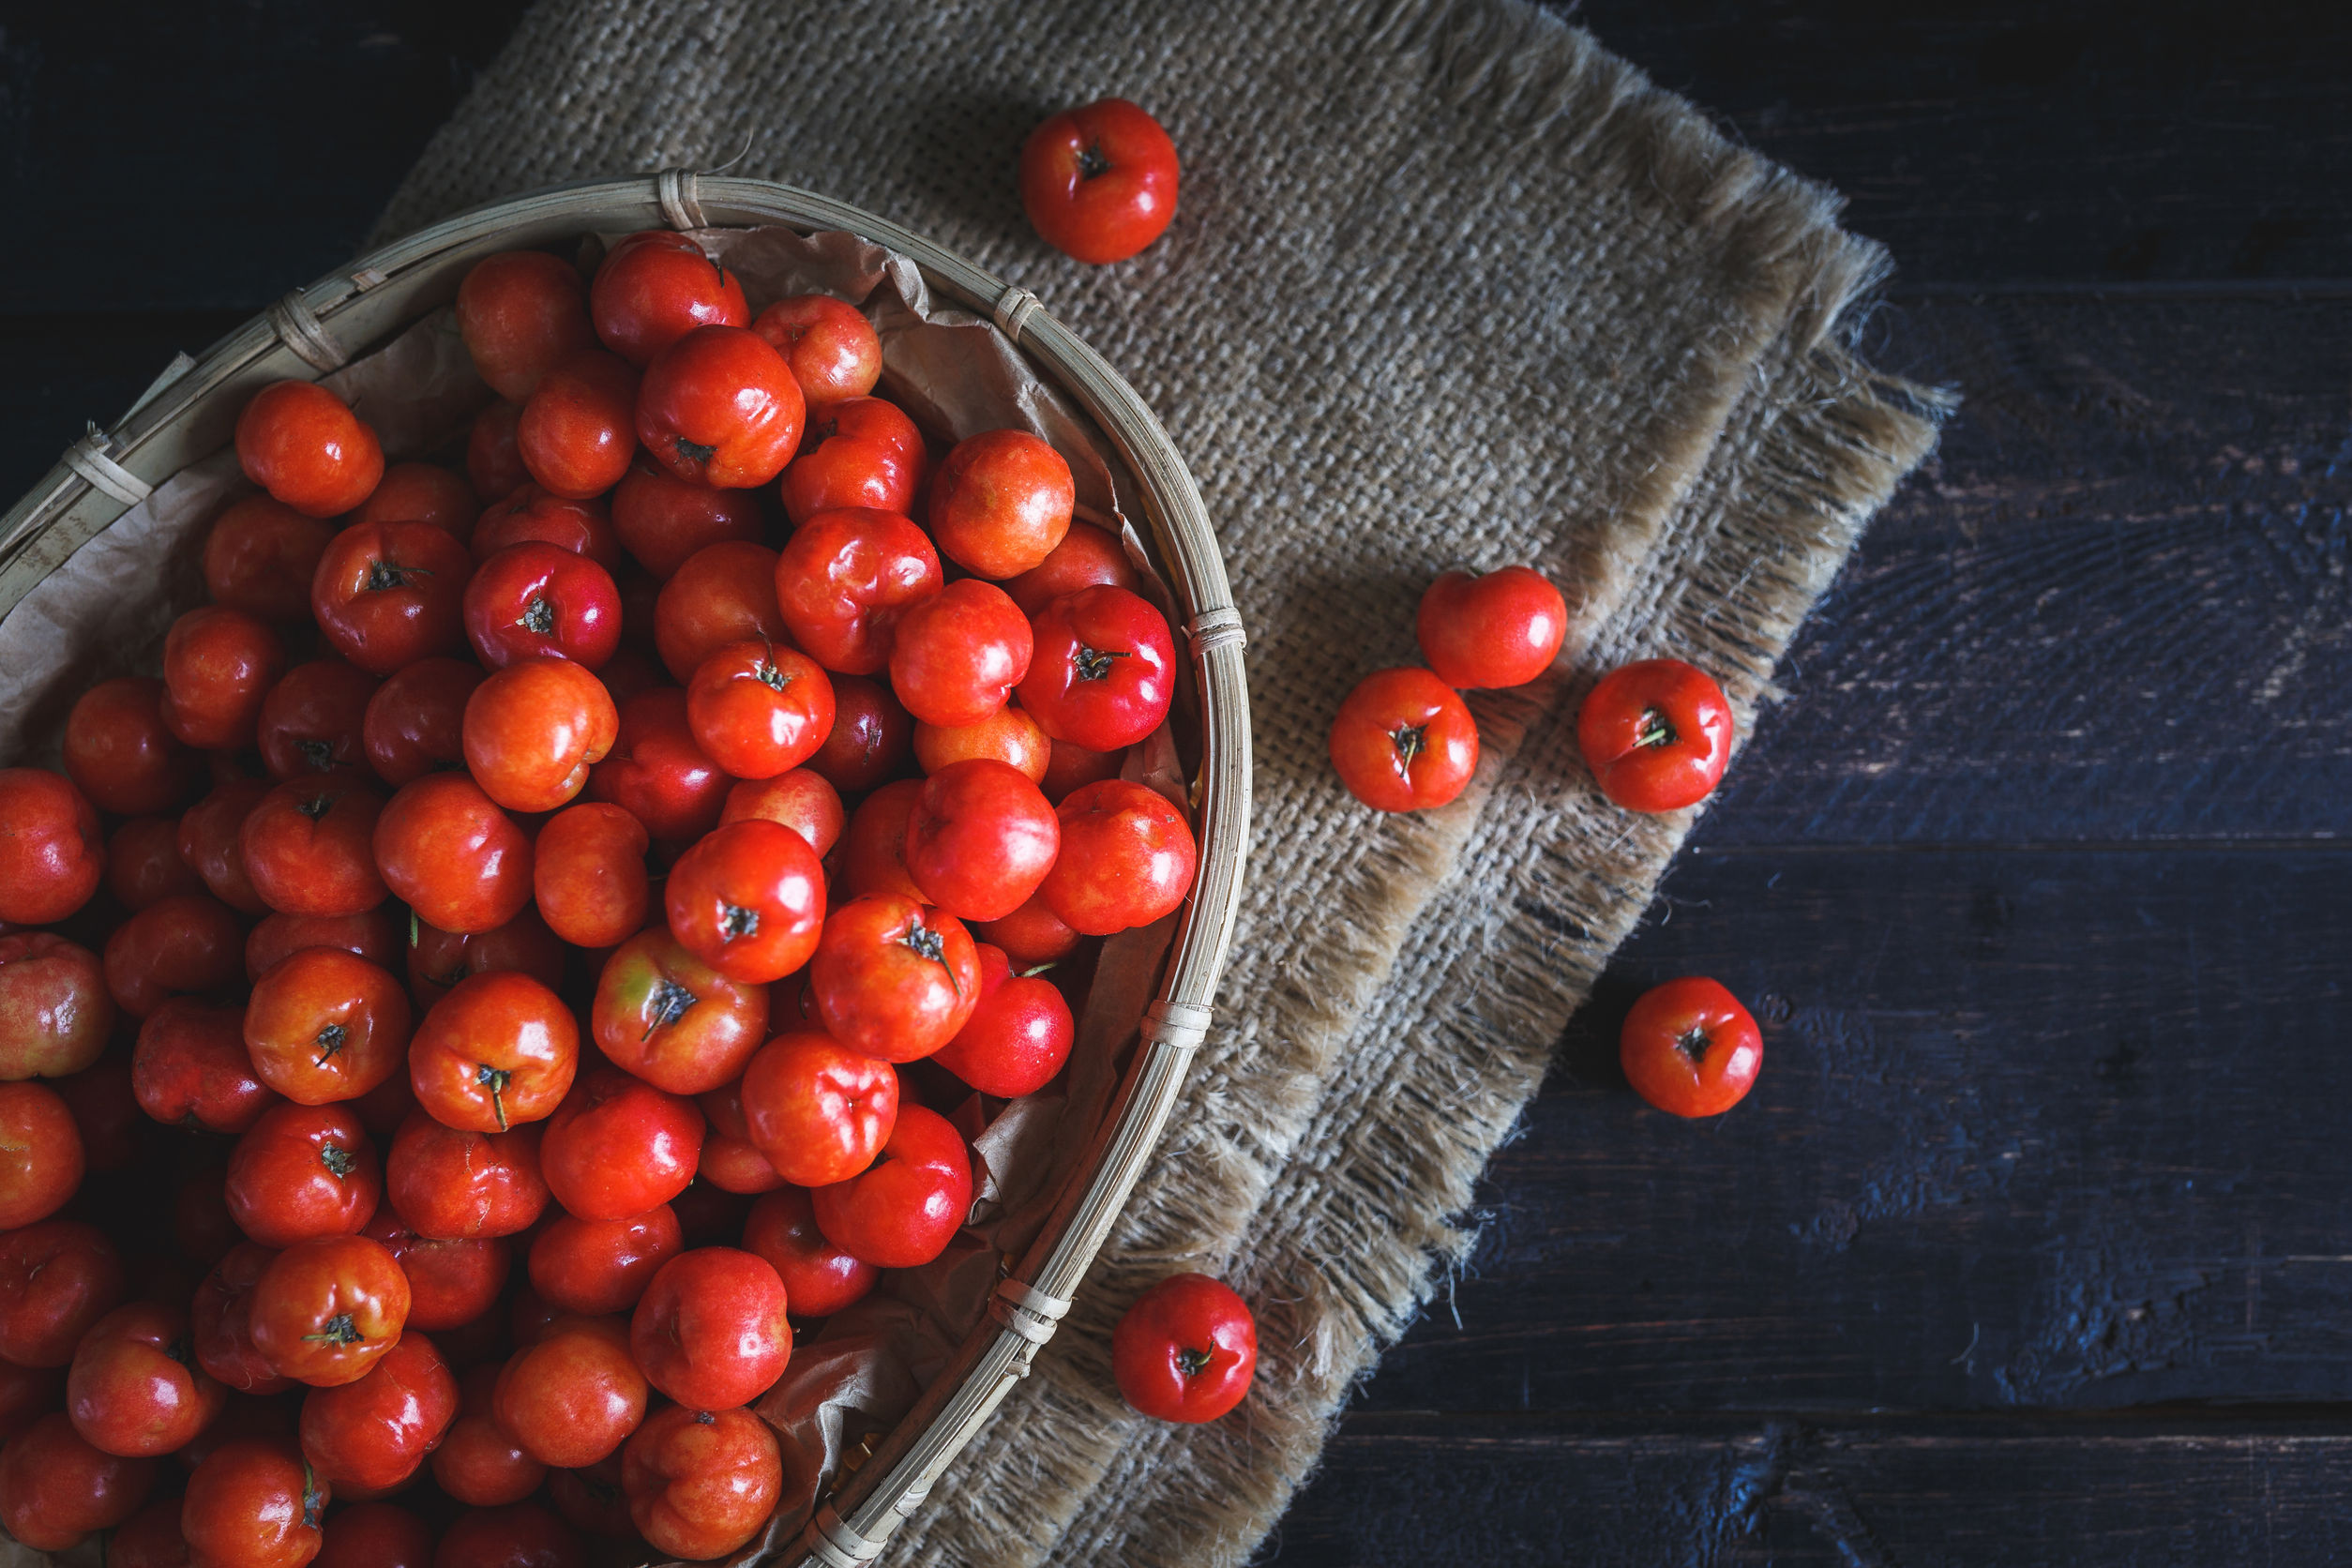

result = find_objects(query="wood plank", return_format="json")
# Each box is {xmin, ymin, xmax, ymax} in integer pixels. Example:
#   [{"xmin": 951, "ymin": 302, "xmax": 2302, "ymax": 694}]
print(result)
[
  {"xmin": 1702, "ymin": 294, "xmax": 2352, "ymax": 846},
  {"xmin": 1361, "ymin": 844, "xmax": 2352, "ymax": 1413},
  {"xmin": 1267, "ymin": 1411, "xmax": 2352, "ymax": 1566},
  {"xmin": 1579, "ymin": 0, "xmax": 2352, "ymax": 283}
]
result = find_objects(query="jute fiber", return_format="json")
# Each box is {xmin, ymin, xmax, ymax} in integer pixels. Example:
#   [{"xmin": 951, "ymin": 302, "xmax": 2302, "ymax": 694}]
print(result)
[{"xmin": 379, "ymin": 1, "xmax": 1944, "ymax": 1560}]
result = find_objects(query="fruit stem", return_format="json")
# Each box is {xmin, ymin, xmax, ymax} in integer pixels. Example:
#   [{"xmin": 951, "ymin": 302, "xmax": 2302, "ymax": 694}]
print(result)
[
  {"xmin": 1635, "ymin": 706, "xmax": 1676, "ymax": 749},
  {"xmin": 1675, "ymin": 1026, "xmax": 1711, "ymax": 1064},
  {"xmin": 475, "ymin": 1064, "xmax": 513, "ymax": 1132},
  {"xmin": 1072, "ymin": 642, "xmax": 1127, "ymax": 682},
  {"xmin": 1176, "ymin": 1346, "xmax": 1214, "ymax": 1379},
  {"xmin": 313, "ymin": 1023, "xmax": 347, "ymax": 1065},
  {"xmin": 300, "ymin": 1313, "xmax": 363, "ymax": 1347}
]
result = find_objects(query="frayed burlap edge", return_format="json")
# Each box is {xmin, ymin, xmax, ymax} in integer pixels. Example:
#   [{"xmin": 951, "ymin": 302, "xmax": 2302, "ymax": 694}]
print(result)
[{"xmin": 879, "ymin": 7, "xmax": 1950, "ymax": 1566}]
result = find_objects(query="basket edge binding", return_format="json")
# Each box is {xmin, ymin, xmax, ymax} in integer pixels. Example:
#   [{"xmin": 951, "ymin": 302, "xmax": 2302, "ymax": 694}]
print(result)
[{"xmin": 0, "ymin": 170, "xmax": 1253, "ymax": 1568}]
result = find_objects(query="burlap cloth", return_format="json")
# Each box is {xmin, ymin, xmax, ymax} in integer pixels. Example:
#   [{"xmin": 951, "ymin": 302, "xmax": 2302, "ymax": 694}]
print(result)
[{"xmin": 376, "ymin": 1, "xmax": 1944, "ymax": 1560}]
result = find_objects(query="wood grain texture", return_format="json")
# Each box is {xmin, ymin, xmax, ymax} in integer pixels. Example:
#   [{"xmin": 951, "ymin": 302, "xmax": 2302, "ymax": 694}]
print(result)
[{"xmin": 1274, "ymin": 1412, "xmax": 2352, "ymax": 1567}]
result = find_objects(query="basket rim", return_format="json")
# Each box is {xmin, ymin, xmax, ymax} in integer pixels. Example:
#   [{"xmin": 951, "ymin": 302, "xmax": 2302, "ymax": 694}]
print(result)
[{"xmin": 0, "ymin": 170, "xmax": 1252, "ymax": 1567}]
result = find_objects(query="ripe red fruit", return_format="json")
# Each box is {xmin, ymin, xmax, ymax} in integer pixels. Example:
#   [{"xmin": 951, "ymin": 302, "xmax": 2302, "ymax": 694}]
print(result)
[
  {"xmin": 467, "ymin": 400, "xmax": 529, "ymax": 502},
  {"xmin": 628, "ymin": 1246, "xmax": 791, "ymax": 1409},
  {"xmin": 741, "ymin": 1185, "xmax": 879, "ymax": 1318},
  {"xmin": 686, "ymin": 641, "xmax": 837, "ymax": 780},
  {"xmin": 932, "ymin": 942, "xmax": 1075, "ymax": 1097},
  {"xmin": 350, "ymin": 461, "xmax": 478, "ymax": 540},
  {"xmin": 248, "ymin": 1233, "xmax": 411, "ymax": 1387},
  {"xmin": 590, "ymin": 927, "xmax": 770, "ymax": 1095},
  {"xmin": 404, "ymin": 909, "xmax": 565, "ymax": 1013},
  {"xmin": 0, "ymin": 1410, "xmax": 157, "ymax": 1551},
  {"xmin": 586, "ymin": 687, "xmax": 730, "ymax": 841},
  {"xmin": 235, "ymin": 380, "xmax": 384, "ymax": 517},
  {"xmin": 928, "ymin": 430, "xmax": 1075, "ymax": 580},
  {"xmin": 108, "ymin": 815, "xmax": 205, "ymax": 911},
  {"xmin": 458, "ymin": 250, "xmax": 596, "ymax": 400},
  {"xmin": 472, "ymin": 482, "xmax": 626, "ymax": 574},
  {"xmin": 809, "ymin": 895, "xmax": 981, "ymax": 1063},
  {"xmin": 244, "ymin": 906, "xmax": 401, "ymax": 985},
  {"xmin": 462, "ymin": 541, "xmax": 623, "ymax": 671},
  {"xmin": 974, "ymin": 891, "xmax": 1082, "ymax": 968},
  {"xmin": 664, "ymin": 819, "xmax": 826, "ymax": 987},
  {"xmin": 751, "ymin": 294, "xmax": 882, "ymax": 411},
  {"xmin": 1003, "ymin": 520, "xmax": 1141, "ymax": 617},
  {"xmin": 362, "ymin": 1208, "xmax": 510, "ymax": 1332},
  {"xmin": 0, "ymin": 1221, "xmax": 125, "ymax": 1367},
  {"xmin": 912, "ymin": 704, "xmax": 1050, "ymax": 783},
  {"xmin": 1020, "ymin": 98, "xmax": 1181, "ymax": 264},
  {"xmin": 781, "ymin": 396, "xmax": 925, "ymax": 524},
  {"xmin": 888, "ymin": 579, "xmax": 1034, "ymax": 729},
  {"xmin": 904, "ymin": 760, "xmax": 1061, "ymax": 924},
  {"xmin": 360, "ymin": 656, "xmax": 483, "ymax": 788},
  {"xmin": 134, "ymin": 998, "xmax": 279, "ymax": 1134},
  {"xmin": 652, "ymin": 540, "xmax": 787, "ymax": 683},
  {"xmin": 622, "ymin": 1402, "xmax": 784, "ymax": 1560},
  {"xmin": 192, "ymin": 1242, "xmax": 294, "ymax": 1395},
  {"xmin": 373, "ymin": 773, "xmax": 534, "ymax": 936},
  {"xmin": 518, "ymin": 348, "xmax": 641, "ymax": 500},
  {"xmin": 310, "ymin": 520, "xmax": 475, "ymax": 676},
  {"xmin": 611, "ymin": 463, "xmax": 765, "ymax": 580},
  {"xmin": 203, "ymin": 494, "xmax": 337, "ymax": 623},
  {"xmin": 102, "ymin": 892, "xmax": 245, "ymax": 1018},
  {"xmin": 1620, "ymin": 976, "xmax": 1763, "ymax": 1118},
  {"xmin": 1576, "ymin": 658, "xmax": 1736, "ymax": 813},
  {"xmin": 805, "ymin": 674, "xmax": 914, "ymax": 794},
  {"xmin": 256, "ymin": 659, "xmax": 382, "ymax": 781},
  {"xmin": 181, "ymin": 1436, "xmax": 324, "ymax": 1568},
  {"xmin": 721, "ymin": 767, "xmax": 846, "ymax": 857},
  {"xmin": 539, "ymin": 1066, "xmax": 705, "ymax": 1221},
  {"xmin": 531, "ymin": 802, "xmax": 650, "ymax": 949},
  {"xmin": 238, "ymin": 775, "xmax": 390, "ymax": 917},
  {"xmin": 431, "ymin": 1364, "xmax": 546, "ymax": 1507},
  {"xmin": 773, "ymin": 507, "xmax": 944, "ymax": 675},
  {"xmin": 385, "ymin": 1112, "xmax": 550, "ymax": 1240},
  {"xmin": 225, "ymin": 1101, "xmax": 381, "ymax": 1250},
  {"xmin": 738, "ymin": 1031, "xmax": 897, "ymax": 1188},
  {"xmin": 178, "ymin": 778, "xmax": 274, "ymax": 915},
  {"xmin": 637, "ymin": 324, "xmax": 806, "ymax": 488},
  {"xmin": 298, "ymin": 1330, "xmax": 457, "ymax": 1492},
  {"xmin": 809, "ymin": 1102, "xmax": 972, "ymax": 1269},
  {"xmin": 243, "ymin": 947, "xmax": 411, "ymax": 1106},
  {"xmin": 1110, "ymin": 1273, "xmax": 1257, "ymax": 1423},
  {"xmin": 67, "ymin": 1301, "xmax": 227, "ymax": 1457},
  {"xmin": 591, "ymin": 231, "xmax": 749, "ymax": 367},
  {"xmin": 491, "ymin": 1313, "xmax": 647, "ymax": 1469},
  {"xmin": 64, "ymin": 676, "xmax": 199, "ymax": 815},
  {"xmin": 0, "ymin": 768, "xmax": 103, "ymax": 925},
  {"xmin": 1328, "ymin": 666, "xmax": 1481, "ymax": 812},
  {"xmin": 1416, "ymin": 566, "xmax": 1570, "ymax": 689},
  {"xmin": 159, "ymin": 606, "xmax": 285, "ymax": 751},
  {"xmin": 0, "ymin": 932, "xmax": 113, "ymax": 1080},
  {"xmin": 1018, "ymin": 584, "xmax": 1177, "ymax": 751},
  {"xmin": 1039, "ymin": 779, "xmax": 1197, "ymax": 937},
  {"xmin": 528, "ymin": 1205, "xmax": 682, "ymax": 1317},
  {"xmin": 0, "ymin": 1081, "xmax": 83, "ymax": 1229},
  {"xmin": 460, "ymin": 657, "xmax": 619, "ymax": 814},
  {"xmin": 408, "ymin": 971, "xmax": 579, "ymax": 1135}
]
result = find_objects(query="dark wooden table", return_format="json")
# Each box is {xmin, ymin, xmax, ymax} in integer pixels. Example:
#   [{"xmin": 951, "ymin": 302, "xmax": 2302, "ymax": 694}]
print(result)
[{"xmin": 3, "ymin": 5, "xmax": 2345, "ymax": 1562}]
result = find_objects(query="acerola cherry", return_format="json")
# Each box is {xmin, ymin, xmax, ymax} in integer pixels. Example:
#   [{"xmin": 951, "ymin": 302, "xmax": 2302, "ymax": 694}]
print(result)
[
  {"xmin": 135, "ymin": 997, "xmax": 279, "ymax": 1134},
  {"xmin": 932, "ymin": 943, "xmax": 1075, "ymax": 1097},
  {"xmin": 773, "ymin": 507, "xmax": 944, "ymax": 675},
  {"xmin": 238, "ymin": 775, "xmax": 390, "ymax": 918},
  {"xmin": 531, "ymin": 802, "xmax": 650, "ymax": 949},
  {"xmin": 490, "ymin": 1313, "xmax": 647, "ymax": 1469},
  {"xmin": 161, "ymin": 605, "xmax": 286, "ymax": 751},
  {"xmin": 637, "ymin": 324, "xmax": 805, "ymax": 489},
  {"xmin": 384, "ymin": 1112, "xmax": 550, "ymax": 1240},
  {"xmin": 0, "ymin": 932, "xmax": 113, "ymax": 1080},
  {"xmin": 361, "ymin": 656, "xmax": 484, "ymax": 788},
  {"xmin": 686, "ymin": 641, "xmax": 837, "ymax": 780},
  {"xmin": 462, "ymin": 542, "xmax": 622, "ymax": 671},
  {"xmin": 1110, "ymin": 1273, "xmax": 1257, "ymax": 1423},
  {"xmin": 460, "ymin": 657, "xmax": 619, "ymax": 814},
  {"xmin": 589, "ymin": 928, "xmax": 770, "ymax": 1095},
  {"xmin": 720, "ymin": 769, "xmax": 845, "ymax": 859},
  {"xmin": 889, "ymin": 579, "xmax": 1034, "ymax": 729},
  {"xmin": 809, "ymin": 1102, "xmax": 972, "ymax": 1269},
  {"xmin": 782, "ymin": 396, "xmax": 925, "ymax": 524},
  {"xmin": 223, "ymin": 1102, "xmax": 380, "ymax": 1248},
  {"xmin": 696, "ymin": 1078, "xmax": 786, "ymax": 1194},
  {"xmin": 0, "ymin": 1410, "xmax": 157, "ymax": 1551},
  {"xmin": 664, "ymin": 819, "xmax": 826, "ymax": 986},
  {"xmin": 517, "ymin": 348, "xmax": 641, "ymax": 500},
  {"xmin": 362, "ymin": 1208, "xmax": 510, "ymax": 1333},
  {"xmin": 742, "ymin": 1185, "xmax": 879, "ymax": 1318},
  {"xmin": 467, "ymin": 400, "xmax": 528, "ymax": 502},
  {"xmin": 1576, "ymin": 658, "xmax": 1736, "ymax": 813},
  {"xmin": 102, "ymin": 892, "xmax": 246, "ymax": 1018},
  {"xmin": 1328, "ymin": 666, "xmax": 1480, "ymax": 812},
  {"xmin": 204, "ymin": 494, "xmax": 336, "ymax": 623},
  {"xmin": 1416, "ymin": 565, "xmax": 1570, "ymax": 689},
  {"xmin": 585, "ymin": 687, "xmax": 730, "ymax": 842},
  {"xmin": 912, "ymin": 704, "xmax": 1051, "ymax": 783},
  {"xmin": 652, "ymin": 540, "xmax": 788, "ymax": 684},
  {"xmin": 352, "ymin": 460, "xmax": 480, "ymax": 540},
  {"xmin": 611, "ymin": 463, "xmax": 765, "ymax": 580},
  {"xmin": 431, "ymin": 1363, "xmax": 546, "ymax": 1507},
  {"xmin": 408, "ymin": 971, "xmax": 579, "ymax": 1135},
  {"xmin": 373, "ymin": 773, "xmax": 534, "ymax": 935},
  {"xmin": 628, "ymin": 1246, "xmax": 791, "ymax": 1409},
  {"xmin": 66, "ymin": 1301, "xmax": 226, "ymax": 1457},
  {"xmin": 528, "ymin": 1205, "xmax": 682, "ymax": 1317},
  {"xmin": 1038, "ymin": 779, "xmax": 1197, "ymax": 937},
  {"xmin": 809, "ymin": 895, "xmax": 981, "ymax": 1063},
  {"xmin": 180, "ymin": 1436, "xmax": 324, "ymax": 1568},
  {"xmin": 244, "ymin": 907, "xmax": 401, "ymax": 985},
  {"xmin": 297, "ymin": 1330, "xmax": 457, "ymax": 1492},
  {"xmin": 108, "ymin": 815, "xmax": 205, "ymax": 911},
  {"xmin": 242, "ymin": 947, "xmax": 411, "ymax": 1106},
  {"xmin": 752, "ymin": 294, "xmax": 882, "ymax": 411},
  {"xmin": 738, "ymin": 1031, "xmax": 898, "ymax": 1188},
  {"xmin": 590, "ymin": 231, "xmax": 749, "ymax": 367},
  {"xmin": 805, "ymin": 674, "xmax": 915, "ymax": 794},
  {"xmin": 1619, "ymin": 976, "xmax": 1763, "ymax": 1118},
  {"xmin": 458, "ymin": 249, "xmax": 596, "ymax": 401},
  {"xmin": 1020, "ymin": 98, "xmax": 1181, "ymax": 265},
  {"xmin": 192, "ymin": 1242, "xmax": 294, "ymax": 1395},
  {"xmin": 309, "ymin": 520, "xmax": 475, "ymax": 677},
  {"xmin": 1018, "ymin": 585, "xmax": 1177, "ymax": 752},
  {"xmin": 0, "ymin": 768, "xmax": 103, "ymax": 926},
  {"xmin": 177, "ymin": 778, "xmax": 272, "ymax": 915},
  {"xmin": 256, "ymin": 659, "xmax": 382, "ymax": 781},
  {"xmin": 248, "ymin": 1233, "xmax": 411, "ymax": 1387},
  {"xmin": 974, "ymin": 891, "xmax": 1082, "ymax": 967},
  {"xmin": 1003, "ymin": 519, "xmax": 1141, "ymax": 617},
  {"xmin": 928, "ymin": 430, "xmax": 1075, "ymax": 580},
  {"xmin": 904, "ymin": 759, "xmax": 1061, "ymax": 923},
  {"xmin": 235, "ymin": 380, "xmax": 384, "ymax": 517},
  {"xmin": 0, "ymin": 1220, "xmax": 127, "ymax": 1367},
  {"xmin": 539, "ymin": 1066, "xmax": 705, "ymax": 1221},
  {"xmin": 621, "ymin": 1402, "xmax": 784, "ymax": 1561},
  {"xmin": 64, "ymin": 676, "xmax": 199, "ymax": 815},
  {"xmin": 0, "ymin": 1081, "xmax": 83, "ymax": 1229}
]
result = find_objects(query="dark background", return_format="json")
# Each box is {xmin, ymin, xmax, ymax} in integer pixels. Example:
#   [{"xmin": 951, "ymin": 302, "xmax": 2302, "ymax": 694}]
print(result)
[{"xmin": 2, "ymin": 3, "xmax": 2346, "ymax": 1562}]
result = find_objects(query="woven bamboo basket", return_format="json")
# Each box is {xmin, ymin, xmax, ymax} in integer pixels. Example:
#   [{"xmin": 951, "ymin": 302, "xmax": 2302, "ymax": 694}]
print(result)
[{"xmin": 0, "ymin": 171, "xmax": 1251, "ymax": 1567}]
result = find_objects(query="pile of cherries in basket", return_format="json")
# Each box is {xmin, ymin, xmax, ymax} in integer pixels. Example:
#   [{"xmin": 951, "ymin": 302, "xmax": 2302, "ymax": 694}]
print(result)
[{"xmin": 0, "ymin": 225, "xmax": 1208, "ymax": 1565}]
